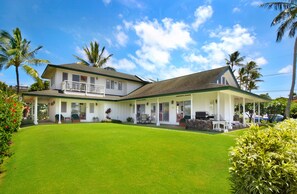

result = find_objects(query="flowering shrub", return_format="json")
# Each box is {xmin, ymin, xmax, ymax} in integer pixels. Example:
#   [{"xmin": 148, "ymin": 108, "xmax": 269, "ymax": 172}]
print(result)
[
  {"xmin": 0, "ymin": 91, "xmax": 23, "ymax": 165},
  {"xmin": 229, "ymin": 119, "xmax": 297, "ymax": 193}
]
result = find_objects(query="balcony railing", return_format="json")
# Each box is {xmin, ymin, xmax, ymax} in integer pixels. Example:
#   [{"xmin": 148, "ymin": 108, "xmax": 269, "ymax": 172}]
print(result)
[{"xmin": 61, "ymin": 80, "xmax": 105, "ymax": 96}]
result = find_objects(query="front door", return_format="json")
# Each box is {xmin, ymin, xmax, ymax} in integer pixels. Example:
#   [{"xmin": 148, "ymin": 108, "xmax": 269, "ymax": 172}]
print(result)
[{"xmin": 71, "ymin": 102, "xmax": 87, "ymax": 120}]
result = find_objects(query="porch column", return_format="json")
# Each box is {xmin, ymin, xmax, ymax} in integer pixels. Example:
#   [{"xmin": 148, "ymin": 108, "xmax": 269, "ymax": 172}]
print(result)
[
  {"xmin": 217, "ymin": 92, "xmax": 220, "ymax": 121},
  {"xmin": 30, "ymin": 102, "xmax": 34, "ymax": 119},
  {"xmin": 243, "ymin": 98, "xmax": 246, "ymax": 126},
  {"xmin": 258, "ymin": 102, "xmax": 261, "ymax": 124},
  {"xmin": 58, "ymin": 98, "xmax": 62, "ymax": 124},
  {"xmin": 228, "ymin": 94, "xmax": 232, "ymax": 129},
  {"xmin": 156, "ymin": 98, "xmax": 160, "ymax": 126},
  {"xmin": 191, "ymin": 94, "xmax": 194, "ymax": 119},
  {"xmin": 34, "ymin": 97, "xmax": 38, "ymax": 125},
  {"xmin": 253, "ymin": 101, "xmax": 256, "ymax": 123},
  {"xmin": 134, "ymin": 100, "xmax": 137, "ymax": 124}
]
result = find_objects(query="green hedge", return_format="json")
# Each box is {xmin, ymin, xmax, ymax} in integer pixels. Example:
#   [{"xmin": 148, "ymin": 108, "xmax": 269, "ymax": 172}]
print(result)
[
  {"xmin": 0, "ymin": 92, "xmax": 23, "ymax": 165},
  {"xmin": 229, "ymin": 119, "xmax": 297, "ymax": 193}
]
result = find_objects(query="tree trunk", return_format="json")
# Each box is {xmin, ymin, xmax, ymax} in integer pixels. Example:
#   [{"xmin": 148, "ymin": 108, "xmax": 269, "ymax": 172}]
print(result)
[
  {"xmin": 285, "ymin": 37, "xmax": 297, "ymax": 118},
  {"xmin": 16, "ymin": 65, "xmax": 20, "ymax": 94}
]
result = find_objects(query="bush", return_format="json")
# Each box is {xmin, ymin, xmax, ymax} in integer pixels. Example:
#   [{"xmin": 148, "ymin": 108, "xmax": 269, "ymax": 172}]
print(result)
[
  {"xmin": 0, "ymin": 92, "xmax": 23, "ymax": 165},
  {"xmin": 126, "ymin": 117, "xmax": 134, "ymax": 122},
  {"xmin": 229, "ymin": 119, "xmax": 297, "ymax": 193}
]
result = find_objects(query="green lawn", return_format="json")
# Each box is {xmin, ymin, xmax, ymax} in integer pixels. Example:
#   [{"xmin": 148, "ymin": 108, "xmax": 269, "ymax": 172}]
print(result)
[{"xmin": 0, "ymin": 123, "xmax": 244, "ymax": 194}]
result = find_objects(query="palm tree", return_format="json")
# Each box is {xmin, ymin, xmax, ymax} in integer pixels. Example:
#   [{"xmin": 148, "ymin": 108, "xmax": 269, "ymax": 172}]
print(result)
[
  {"xmin": 74, "ymin": 41, "xmax": 113, "ymax": 68},
  {"xmin": 0, "ymin": 28, "xmax": 49, "ymax": 94},
  {"xmin": 261, "ymin": 1, "xmax": 297, "ymax": 118},
  {"xmin": 237, "ymin": 67, "xmax": 247, "ymax": 90},
  {"xmin": 244, "ymin": 61, "xmax": 263, "ymax": 92},
  {"xmin": 225, "ymin": 51, "xmax": 245, "ymax": 72}
]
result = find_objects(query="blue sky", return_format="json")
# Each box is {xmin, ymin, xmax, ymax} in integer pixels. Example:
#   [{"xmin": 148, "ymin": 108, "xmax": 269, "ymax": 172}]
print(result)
[{"xmin": 0, "ymin": 0, "xmax": 295, "ymax": 98}]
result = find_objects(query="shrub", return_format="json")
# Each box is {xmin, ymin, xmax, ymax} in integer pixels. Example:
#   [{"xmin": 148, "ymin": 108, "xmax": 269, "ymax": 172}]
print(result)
[
  {"xmin": 126, "ymin": 117, "xmax": 134, "ymax": 122},
  {"xmin": 229, "ymin": 119, "xmax": 297, "ymax": 194},
  {"xmin": 0, "ymin": 92, "xmax": 23, "ymax": 166}
]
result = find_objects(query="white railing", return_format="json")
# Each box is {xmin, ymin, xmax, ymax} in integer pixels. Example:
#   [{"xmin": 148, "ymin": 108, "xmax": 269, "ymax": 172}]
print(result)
[{"xmin": 61, "ymin": 80, "xmax": 105, "ymax": 96}]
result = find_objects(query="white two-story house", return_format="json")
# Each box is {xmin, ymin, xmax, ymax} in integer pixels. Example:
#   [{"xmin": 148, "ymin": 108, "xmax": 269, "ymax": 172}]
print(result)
[{"xmin": 23, "ymin": 63, "xmax": 268, "ymax": 130}]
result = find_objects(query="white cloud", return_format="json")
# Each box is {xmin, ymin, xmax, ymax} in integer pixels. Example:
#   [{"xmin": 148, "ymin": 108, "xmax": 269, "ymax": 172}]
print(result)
[
  {"xmin": 254, "ymin": 57, "xmax": 268, "ymax": 66},
  {"xmin": 129, "ymin": 17, "xmax": 193, "ymax": 71},
  {"xmin": 75, "ymin": 46, "xmax": 88, "ymax": 61},
  {"xmin": 232, "ymin": 7, "xmax": 240, "ymax": 13},
  {"xmin": 192, "ymin": 5, "xmax": 213, "ymax": 31},
  {"xmin": 187, "ymin": 24, "xmax": 255, "ymax": 69},
  {"xmin": 162, "ymin": 66, "xmax": 194, "ymax": 79},
  {"xmin": 106, "ymin": 58, "xmax": 136, "ymax": 70},
  {"xmin": 251, "ymin": 1, "xmax": 262, "ymax": 7},
  {"xmin": 102, "ymin": 0, "xmax": 111, "ymax": 5},
  {"xmin": 184, "ymin": 53, "xmax": 209, "ymax": 64},
  {"xmin": 278, "ymin": 65, "xmax": 292, "ymax": 74},
  {"xmin": 115, "ymin": 31, "xmax": 128, "ymax": 47}
]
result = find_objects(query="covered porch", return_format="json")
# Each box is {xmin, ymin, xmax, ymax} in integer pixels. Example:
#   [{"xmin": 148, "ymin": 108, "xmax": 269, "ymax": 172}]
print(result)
[{"xmin": 126, "ymin": 89, "xmax": 268, "ymax": 132}]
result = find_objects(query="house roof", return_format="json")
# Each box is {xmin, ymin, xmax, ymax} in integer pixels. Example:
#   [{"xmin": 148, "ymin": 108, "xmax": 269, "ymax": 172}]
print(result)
[
  {"xmin": 22, "ymin": 90, "xmax": 121, "ymax": 101},
  {"xmin": 121, "ymin": 66, "xmax": 231, "ymax": 99},
  {"xmin": 41, "ymin": 63, "xmax": 145, "ymax": 83}
]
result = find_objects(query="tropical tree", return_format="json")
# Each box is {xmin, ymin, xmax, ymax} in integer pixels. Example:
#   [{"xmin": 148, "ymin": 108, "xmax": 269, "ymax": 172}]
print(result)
[
  {"xmin": 261, "ymin": 1, "xmax": 297, "ymax": 118},
  {"xmin": 237, "ymin": 67, "xmax": 247, "ymax": 89},
  {"xmin": 245, "ymin": 61, "xmax": 263, "ymax": 91},
  {"xmin": 74, "ymin": 41, "xmax": 113, "ymax": 68},
  {"xmin": 237, "ymin": 61, "xmax": 262, "ymax": 91},
  {"xmin": 29, "ymin": 80, "xmax": 50, "ymax": 92},
  {"xmin": 225, "ymin": 51, "xmax": 245, "ymax": 72},
  {"xmin": 0, "ymin": 28, "xmax": 49, "ymax": 94}
]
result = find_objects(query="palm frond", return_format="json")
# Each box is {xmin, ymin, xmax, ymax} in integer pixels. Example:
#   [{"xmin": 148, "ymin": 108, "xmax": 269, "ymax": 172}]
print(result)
[
  {"xmin": 22, "ymin": 64, "xmax": 39, "ymax": 80},
  {"xmin": 73, "ymin": 55, "xmax": 90, "ymax": 66},
  {"xmin": 260, "ymin": 2, "xmax": 292, "ymax": 11},
  {"xmin": 26, "ymin": 59, "xmax": 50, "ymax": 65}
]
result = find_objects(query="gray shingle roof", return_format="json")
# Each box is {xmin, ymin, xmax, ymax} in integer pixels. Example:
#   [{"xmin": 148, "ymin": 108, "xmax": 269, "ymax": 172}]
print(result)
[
  {"xmin": 121, "ymin": 66, "xmax": 231, "ymax": 100},
  {"xmin": 42, "ymin": 63, "xmax": 145, "ymax": 83}
]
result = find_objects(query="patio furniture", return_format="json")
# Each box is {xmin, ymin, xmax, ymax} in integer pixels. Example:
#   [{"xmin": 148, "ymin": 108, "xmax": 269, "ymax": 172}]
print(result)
[
  {"xmin": 212, "ymin": 120, "xmax": 228, "ymax": 132},
  {"xmin": 196, "ymin": 111, "xmax": 207, "ymax": 120},
  {"xmin": 71, "ymin": 114, "xmax": 80, "ymax": 123},
  {"xmin": 139, "ymin": 114, "xmax": 151, "ymax": 124},
  {"xmin": 55, "ymin": 114, "xmax": 64, "ymax": 123}
]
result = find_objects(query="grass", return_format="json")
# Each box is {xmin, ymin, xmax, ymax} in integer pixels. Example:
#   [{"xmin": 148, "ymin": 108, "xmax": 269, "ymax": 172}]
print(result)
[{"xmin": 0, "ymin": 123, "xmax": 245, "ymax": 194}]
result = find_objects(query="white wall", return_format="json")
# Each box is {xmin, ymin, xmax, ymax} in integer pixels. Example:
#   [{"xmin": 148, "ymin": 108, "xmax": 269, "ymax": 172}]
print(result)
[{"xmin": 49, "ymin": 69, "xmax": 143, "ymax": 96}]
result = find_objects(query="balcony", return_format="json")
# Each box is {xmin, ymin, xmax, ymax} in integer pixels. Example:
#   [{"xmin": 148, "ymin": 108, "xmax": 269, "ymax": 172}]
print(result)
[{"xmin": 61, "ymin": 80, "xmax": 105, "ymax": 96}]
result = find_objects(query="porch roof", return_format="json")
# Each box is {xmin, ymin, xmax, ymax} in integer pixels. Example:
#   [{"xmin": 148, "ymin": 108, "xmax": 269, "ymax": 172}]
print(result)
[{"xmin": 22, "ymin": 90, "xmax": 121, "ymax": 101}]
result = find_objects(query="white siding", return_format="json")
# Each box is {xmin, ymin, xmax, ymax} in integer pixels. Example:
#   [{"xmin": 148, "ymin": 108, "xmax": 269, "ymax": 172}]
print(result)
[{"xmin": 50, "ymin": 69, "xmax": 144, "ymax": 96}]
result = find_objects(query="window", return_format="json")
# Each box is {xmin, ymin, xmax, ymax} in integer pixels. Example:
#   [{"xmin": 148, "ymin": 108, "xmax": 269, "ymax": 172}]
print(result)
[
  {"xmin": 89, "ymin": 103, "xmax": 94, "ymax": 113},
  {"xmin": 81, "ymin": 75, "xmax": 87, "ymax": 82},
  {"xmin": 118, "ymin": 81, "xmax": 122, "ymax": 90},
  {"xmin": 61, "ymin": 102, "xmax": 67, "ymax": 113},
  {"xmin": 62, "ymin": 72, "xmax": 68, "ymax": 81},
  {"xmin": 90, "ymin": 77, "xmax": 95, "ymax": 84},
  {"xmin": 72, "ymin": 74, "xmax": 79, "ymax": 82},
  {"xmin": 111, "ymin": 80, "xmax": 114, "ymax": 89},
  {"xmin": 159, "ymin": 102, "xmax": 169, "ymax": 122},
  {"xmin": 106, "ymin": 80, "xmax": 110, "ymax": 89}
]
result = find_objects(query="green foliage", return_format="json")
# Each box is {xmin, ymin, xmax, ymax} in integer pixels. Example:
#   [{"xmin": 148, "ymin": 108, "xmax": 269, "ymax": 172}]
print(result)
[
  {"xmin": 0, "ymin": 81, "xmax": 15, "ymax": 96},
  {"xmin": 290, "ymin": 102, "xmax": 297, "ymax": 118},
  {"xmin": 101, "ymin": 119, "xmax": 122, "ymax": 123},
  {"xmin": 266, "ymin": 97, "xmax": 287, "ymax": 115},
  {"xmin": 0, "ymin": 91, "xmax": 23, "ymax": 165},
  {"xmin": 126, "ymin": 117, "xmax": 134, "ymax": 122},
  {"xmin": 29, "ymin": 80, "xmax": 49, "ymax": 92},
  {"xmin": 229, "ymin": 119, "xmax": 297, "ymax": 194}
]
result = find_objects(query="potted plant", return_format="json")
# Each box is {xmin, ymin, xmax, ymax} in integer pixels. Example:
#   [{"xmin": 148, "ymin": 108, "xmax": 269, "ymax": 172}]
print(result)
[{"xmin": 105, "ymin": 108, "xmax": 111, "ymax": 120}]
